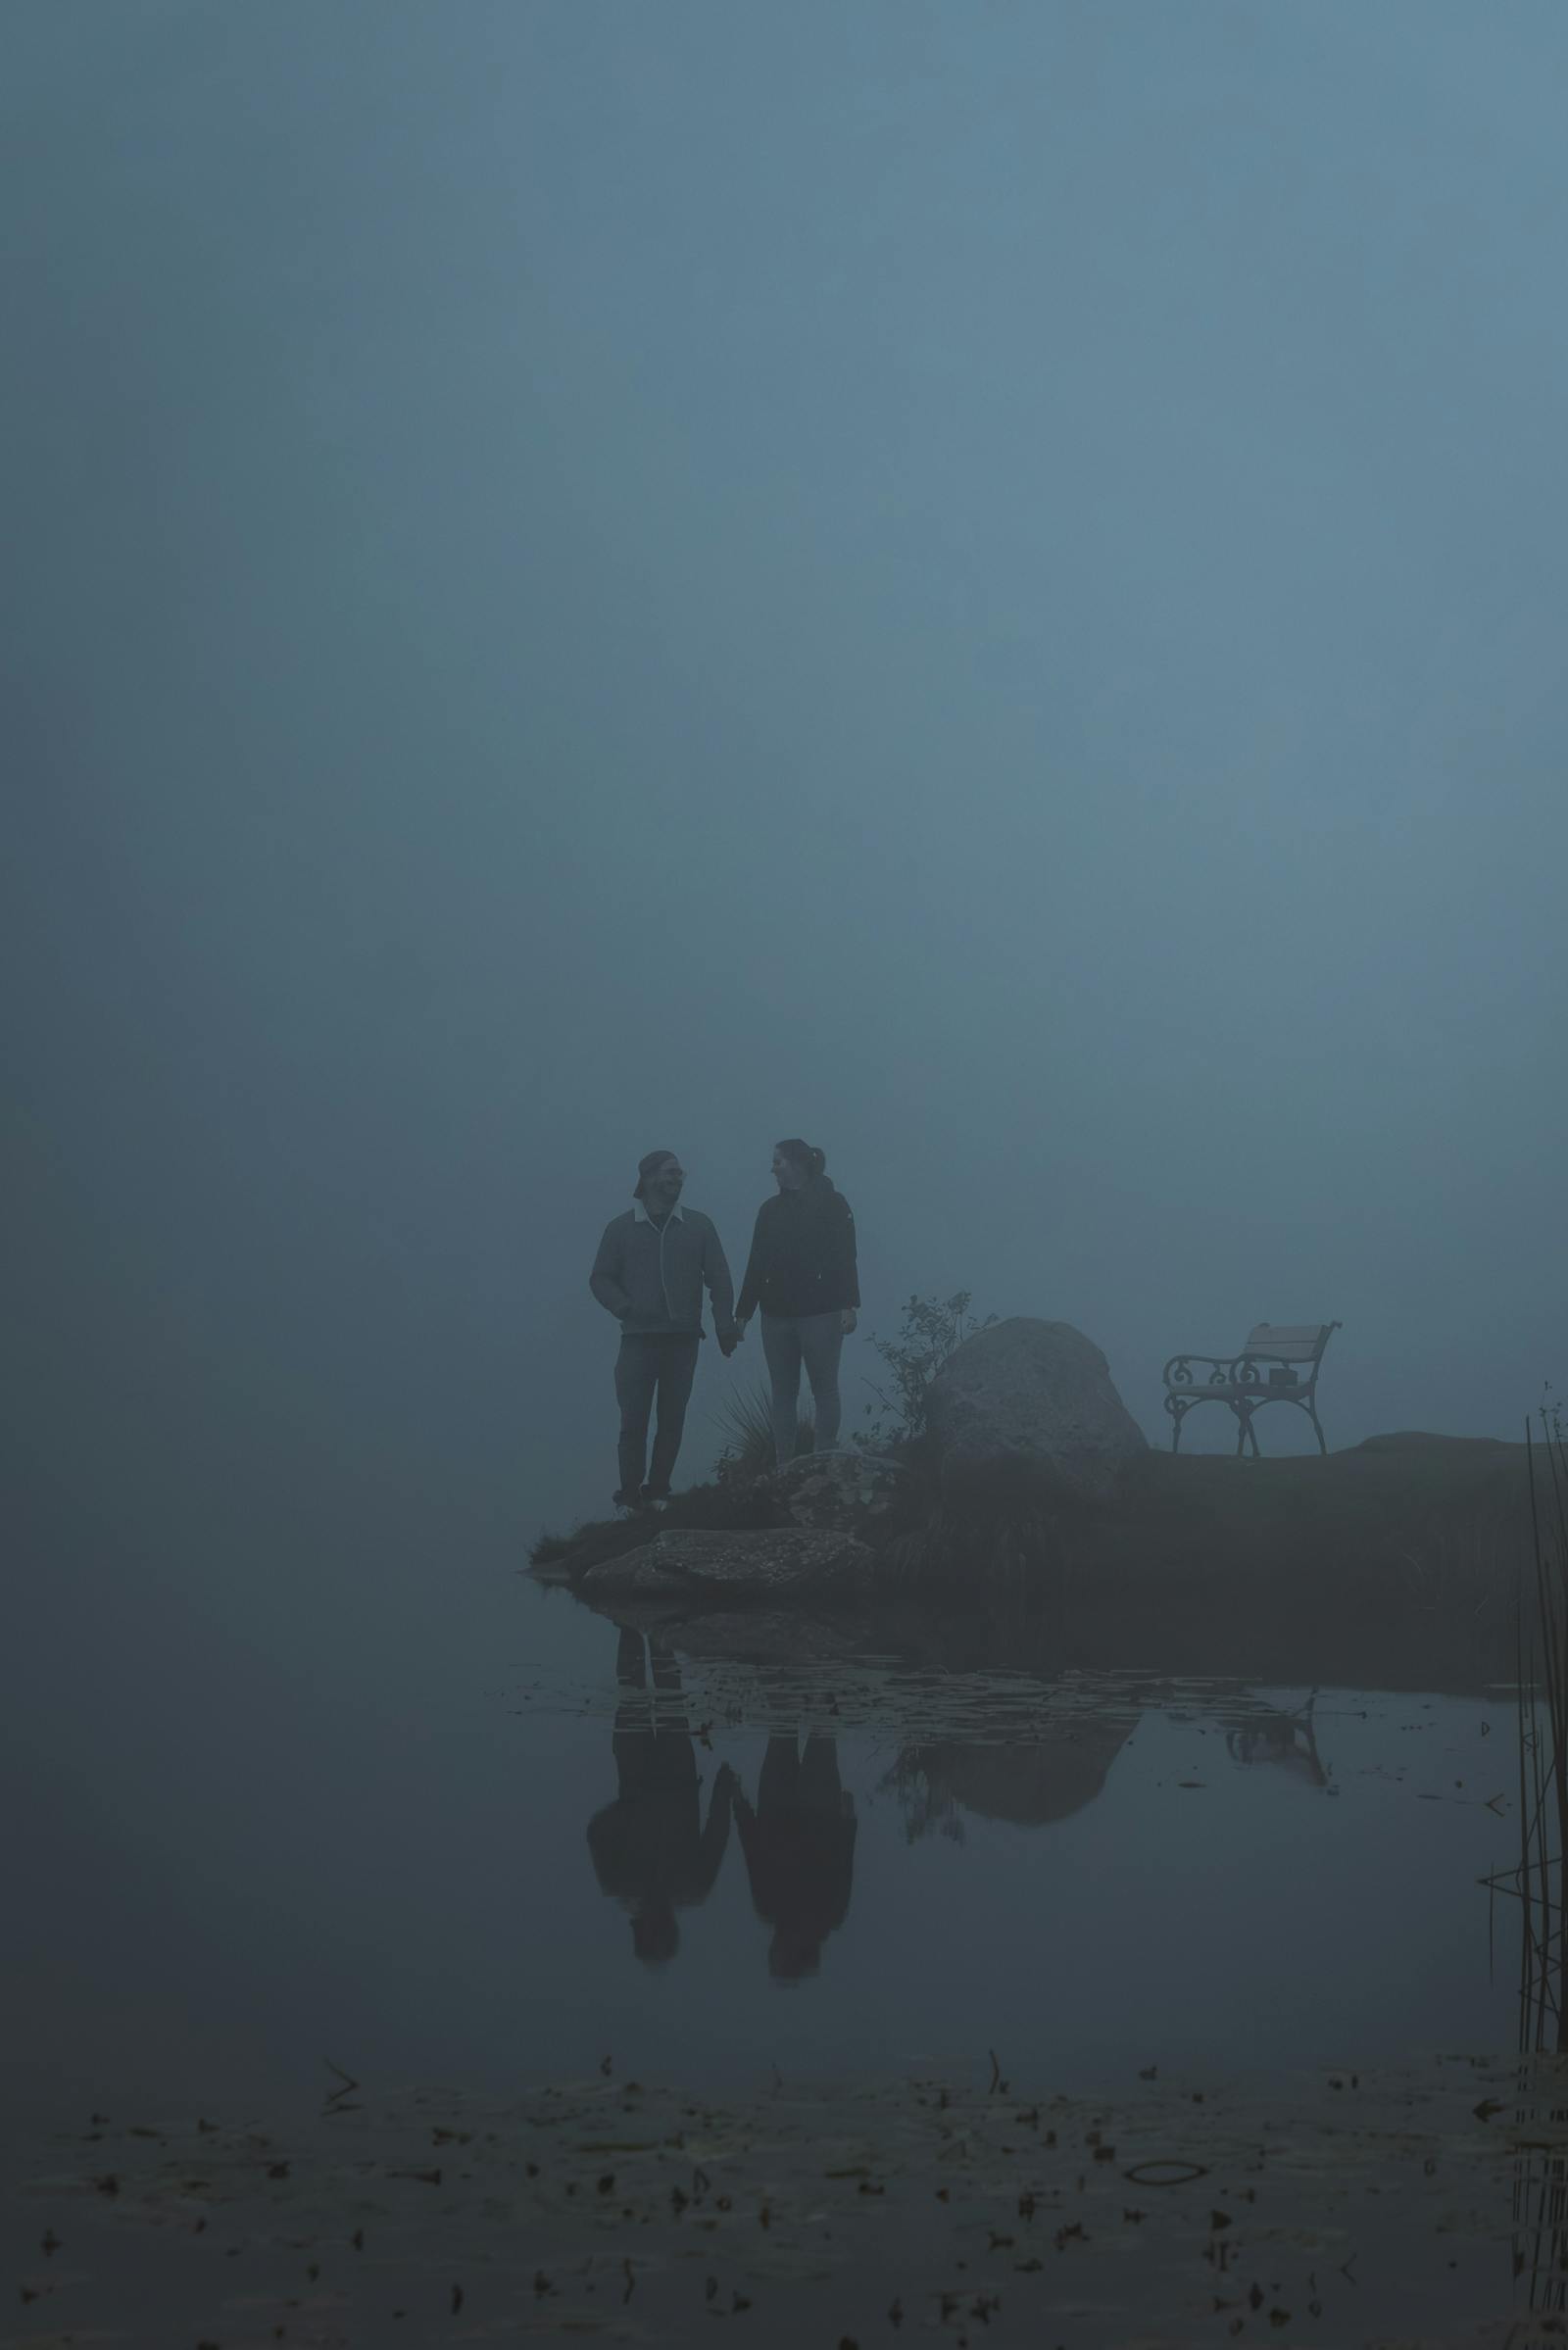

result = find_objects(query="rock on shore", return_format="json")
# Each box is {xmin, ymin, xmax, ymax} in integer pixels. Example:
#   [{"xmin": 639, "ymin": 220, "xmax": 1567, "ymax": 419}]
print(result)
[
  {"xmin": 578, "ymin": 1523, "xmax": 876, "ymax": 1600},
  {"xmin": 927, "ymin": 1315, "xmax": 1148, "ymax": 1509}
]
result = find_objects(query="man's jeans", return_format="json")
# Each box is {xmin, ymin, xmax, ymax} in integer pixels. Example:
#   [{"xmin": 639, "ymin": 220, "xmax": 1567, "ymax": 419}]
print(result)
[
  {"xmin": 614, "ymin": 1332, "xmax": 700, "ymax": 1495},
  {"xmin": 760, "ymin": 1310, "xmax": 844, "ymax": 1468}
]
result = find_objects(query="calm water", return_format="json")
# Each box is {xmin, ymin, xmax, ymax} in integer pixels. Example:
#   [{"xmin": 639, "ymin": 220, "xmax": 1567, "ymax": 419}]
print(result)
[{"xmin": 6, "ymin": 1512, "xmax": 1521, "ymax": 2134}]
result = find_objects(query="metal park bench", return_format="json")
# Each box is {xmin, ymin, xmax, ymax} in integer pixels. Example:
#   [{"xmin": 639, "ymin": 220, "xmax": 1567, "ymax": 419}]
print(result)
[{"xmin": 1161, "ymin": 1321, "xmax": 1342, "ymax": 1457}]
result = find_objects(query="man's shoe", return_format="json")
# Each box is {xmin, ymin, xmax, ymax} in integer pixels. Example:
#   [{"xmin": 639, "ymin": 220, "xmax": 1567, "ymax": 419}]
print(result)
[
  {"xmin": 612, "ymin": 1489, "xmax": 647, "ymax": 1511},
  {"xmin": 641, "ymin": 1484, "xmax": 671, "ymax": 1505}
]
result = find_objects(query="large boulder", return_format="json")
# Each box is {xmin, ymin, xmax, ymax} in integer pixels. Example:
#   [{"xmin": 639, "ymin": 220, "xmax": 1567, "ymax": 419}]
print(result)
[
  {"xmin": 577, "ymin": 1524, "xmax": 874, "ymax": 1601},
  {"xmin": 926, "ymin": 1317, "xmax": 1148, "ymax": 1511}
]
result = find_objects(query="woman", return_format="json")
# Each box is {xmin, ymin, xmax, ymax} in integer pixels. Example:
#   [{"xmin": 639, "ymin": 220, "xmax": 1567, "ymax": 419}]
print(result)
[{"xmin": 735, "ymin": 1140, "xmax": 859, "ymax": 1470}]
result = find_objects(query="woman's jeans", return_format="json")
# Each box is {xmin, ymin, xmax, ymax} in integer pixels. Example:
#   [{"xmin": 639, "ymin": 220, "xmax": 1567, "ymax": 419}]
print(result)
[{"xmin": 760, "ymin": 1310, "xmax": 844, "ymax": 1467}]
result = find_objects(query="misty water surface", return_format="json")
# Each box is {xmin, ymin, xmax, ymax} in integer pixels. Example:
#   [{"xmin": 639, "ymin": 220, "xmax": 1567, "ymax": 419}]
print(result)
[{"xmin": 6, "ymin": 1545, "xmax": 1518, "ymax": 2137}]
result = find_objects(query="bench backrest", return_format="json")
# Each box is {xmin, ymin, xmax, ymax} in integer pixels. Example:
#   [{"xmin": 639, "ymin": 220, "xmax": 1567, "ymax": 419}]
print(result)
[{"xmin": 1241, "ymin": 1322, "xmax": 1338, "ymax": 1367}]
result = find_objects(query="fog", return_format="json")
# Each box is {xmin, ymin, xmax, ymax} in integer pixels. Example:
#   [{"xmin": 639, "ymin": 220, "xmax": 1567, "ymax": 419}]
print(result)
[
  {"xmin": 10, "ymin": 25, "xmax": 1568, "ymax": 2338},
  {"xmin": 9, "ymin": 0, "xmax": 1566, "ymax": 1554}
]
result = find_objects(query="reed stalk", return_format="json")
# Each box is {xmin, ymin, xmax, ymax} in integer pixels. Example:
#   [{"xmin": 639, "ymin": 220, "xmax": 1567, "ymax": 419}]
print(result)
[{"xmin": 1493, "ymin": 1404, "xmax": 1568, "ymax": 2310}]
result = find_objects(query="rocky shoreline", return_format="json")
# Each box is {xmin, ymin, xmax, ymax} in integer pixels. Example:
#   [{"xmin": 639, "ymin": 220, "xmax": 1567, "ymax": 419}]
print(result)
[
  {"xmin": 532, "ymin": 1321, "xmax": 1544, "ymax": 1686},
  {"xmin": 534, "ymin": 1431, "xmax": 1540, "ymax": 1674}
]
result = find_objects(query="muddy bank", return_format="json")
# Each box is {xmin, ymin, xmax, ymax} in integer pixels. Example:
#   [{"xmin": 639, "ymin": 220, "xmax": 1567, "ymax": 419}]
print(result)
[{"xmin": 14, "ymin": 2052, "xmax": 1567, "ymax": 2346}]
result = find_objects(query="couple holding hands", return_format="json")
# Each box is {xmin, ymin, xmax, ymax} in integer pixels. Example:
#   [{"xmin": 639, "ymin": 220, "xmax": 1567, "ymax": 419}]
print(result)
[{"xmin": 589, "ymin": 1140, "xmax": 859, "ymax": 1511}]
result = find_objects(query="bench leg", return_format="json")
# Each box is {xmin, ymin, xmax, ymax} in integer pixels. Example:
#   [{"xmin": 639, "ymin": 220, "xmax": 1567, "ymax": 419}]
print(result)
[
  {"xmin": 1233, "ymin": 1404, "xmax": 1260, "ymax": 1458},
  {"xmin": 1308, "ymin": 1403, "xmax": 1328, "ymax": 1456}
]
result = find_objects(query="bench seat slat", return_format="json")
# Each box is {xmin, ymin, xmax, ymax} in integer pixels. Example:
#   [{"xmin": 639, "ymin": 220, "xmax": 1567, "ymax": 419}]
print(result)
[{"xmin": 1242, "ymin": 1325, "xmax": 1331, "ymax": 1357}]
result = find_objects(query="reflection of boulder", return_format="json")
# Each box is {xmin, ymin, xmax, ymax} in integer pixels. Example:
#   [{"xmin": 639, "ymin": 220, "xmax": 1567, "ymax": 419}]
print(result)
[
  {"xmin": 927, "ymin": 1319, "xmax": 1147, "ymax": 1512},
  {"xmin": 891, "ymin": 1716, "xmax": 1132, "ymax": 1841}
]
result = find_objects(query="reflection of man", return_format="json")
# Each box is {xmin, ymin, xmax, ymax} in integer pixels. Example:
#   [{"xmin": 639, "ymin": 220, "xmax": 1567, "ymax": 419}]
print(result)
[
  {"xmin": 734, "ymin": 1735, "xmax": 857, "ymax": 1982},
  {"xmin": 589, "ymin": 1151, "xmax": 738, "ymax": 1511},
  {"xmin": 586, "ymin": 1629, "xmax": 733, "ymax": 1966}
]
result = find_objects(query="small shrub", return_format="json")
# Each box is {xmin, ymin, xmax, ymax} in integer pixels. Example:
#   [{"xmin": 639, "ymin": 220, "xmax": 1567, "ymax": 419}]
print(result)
[{"xmin": 858, "ymin": 1291, "xmax": 997, "ymax": 1452}]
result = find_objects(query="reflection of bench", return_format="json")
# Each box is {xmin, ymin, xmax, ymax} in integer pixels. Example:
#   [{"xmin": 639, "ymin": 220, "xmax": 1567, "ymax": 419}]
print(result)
[
  {"xmin": 1223, "ymin": 1692, "xmax": 1329, "ymax": 1787},
  {"xmin": 1161, "ymin": 1321, "xmax": 1342, "ymax": 1456}
]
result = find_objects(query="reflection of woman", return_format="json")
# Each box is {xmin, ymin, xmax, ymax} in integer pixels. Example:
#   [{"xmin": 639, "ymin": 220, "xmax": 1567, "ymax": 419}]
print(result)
[
  {"xmin": 734, "ymin": 1735, "xmax": 857, "ymax": 1981},
  {"xmin": 735, "ymin": 1141, "xmax": 859, "ymax": 1469},
  {"xmin": 585, "ymin": 1629, "xmax": 733, "ymax": 1965}
]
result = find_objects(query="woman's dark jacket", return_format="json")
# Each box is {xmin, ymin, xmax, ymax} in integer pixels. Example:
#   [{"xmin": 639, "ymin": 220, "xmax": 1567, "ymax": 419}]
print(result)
[{"xmin": 736, "ymin": 1177, "xmax": 859, "ymax": 1322}]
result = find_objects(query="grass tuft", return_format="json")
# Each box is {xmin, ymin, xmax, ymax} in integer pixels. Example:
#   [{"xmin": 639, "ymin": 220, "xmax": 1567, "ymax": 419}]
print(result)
[
  {"xmin": 529, "ymin": 1529, "xmax": 576, "ymax": 1566},
  {"xmin": 711, "ymin": 1379, "xmax": 814, "ymax": 1486}
]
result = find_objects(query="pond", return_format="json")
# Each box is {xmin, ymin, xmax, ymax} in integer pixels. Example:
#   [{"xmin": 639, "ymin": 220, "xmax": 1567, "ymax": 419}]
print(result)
[
  {"xmin": 7, "ymin": 1562, "xmax": 1521, "ymax": 2138},
  {"xmin": 15, "ymin": 1520, "xmax": 1564, "ymax": 2348}
]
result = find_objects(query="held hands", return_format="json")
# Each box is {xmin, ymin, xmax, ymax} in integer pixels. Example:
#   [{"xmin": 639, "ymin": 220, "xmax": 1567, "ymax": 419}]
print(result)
[{"xmin": 722, "ymin": 1314, "xmax": 850, "ymax": 1343}]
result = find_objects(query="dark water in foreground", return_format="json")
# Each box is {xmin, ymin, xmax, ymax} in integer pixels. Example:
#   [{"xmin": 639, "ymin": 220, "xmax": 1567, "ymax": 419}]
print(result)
[{"xmin": 6, "ymin": 1538, "xmax": 1520, "ymax": 2135}]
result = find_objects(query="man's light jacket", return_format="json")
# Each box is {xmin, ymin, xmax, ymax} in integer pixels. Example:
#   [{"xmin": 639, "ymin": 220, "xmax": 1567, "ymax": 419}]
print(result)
[{"xmin": 590, "ymin": 1203, "xmax": 737, "ymax": 1340}]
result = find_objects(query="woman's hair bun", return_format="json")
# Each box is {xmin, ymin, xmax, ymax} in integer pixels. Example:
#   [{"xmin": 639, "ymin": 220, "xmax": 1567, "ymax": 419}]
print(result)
[{"xmin": 776, "ymin": 1136, "xmax": 827, "ymax": 1177}]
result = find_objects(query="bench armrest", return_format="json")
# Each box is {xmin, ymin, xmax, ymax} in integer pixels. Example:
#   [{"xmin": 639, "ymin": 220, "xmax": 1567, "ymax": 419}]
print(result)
[
  {"xmin": 1164, "ymin": 1350, "xmax": 1325, "ymax": 1390},
  {"xmin": 1161, "ymin": 1352, "xmax": 1236, "ymax": 1388}
]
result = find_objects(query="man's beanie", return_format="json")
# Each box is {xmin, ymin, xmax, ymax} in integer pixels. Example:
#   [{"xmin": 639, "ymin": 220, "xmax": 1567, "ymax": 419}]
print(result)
[{"xmin": 634, "ymin": 1150, "xmax": 679, "ymax": 1199}]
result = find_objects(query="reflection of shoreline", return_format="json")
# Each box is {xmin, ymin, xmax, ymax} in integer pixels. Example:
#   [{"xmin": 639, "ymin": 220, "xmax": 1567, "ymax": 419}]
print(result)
[{"xmin": 576, "ymin": 1584, "xmax": 1515, "ymax": 1702}]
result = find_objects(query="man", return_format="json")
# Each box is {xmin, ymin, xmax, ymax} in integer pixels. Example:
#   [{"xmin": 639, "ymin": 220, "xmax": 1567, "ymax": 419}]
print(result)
[
  {"xmin": 585, "ymin": 1627, "xmax": 735, "ymax": 1966},
  {"xmin": 590, "ymin": 1150, "xmax": 738, "ymax": 1509}
]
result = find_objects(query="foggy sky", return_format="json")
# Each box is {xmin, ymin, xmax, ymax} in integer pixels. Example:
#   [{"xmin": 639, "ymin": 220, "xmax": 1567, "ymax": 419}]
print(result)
[{"xmin": 8, "ymin": 0, "xmax": 1567, "ymax": 1546}]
